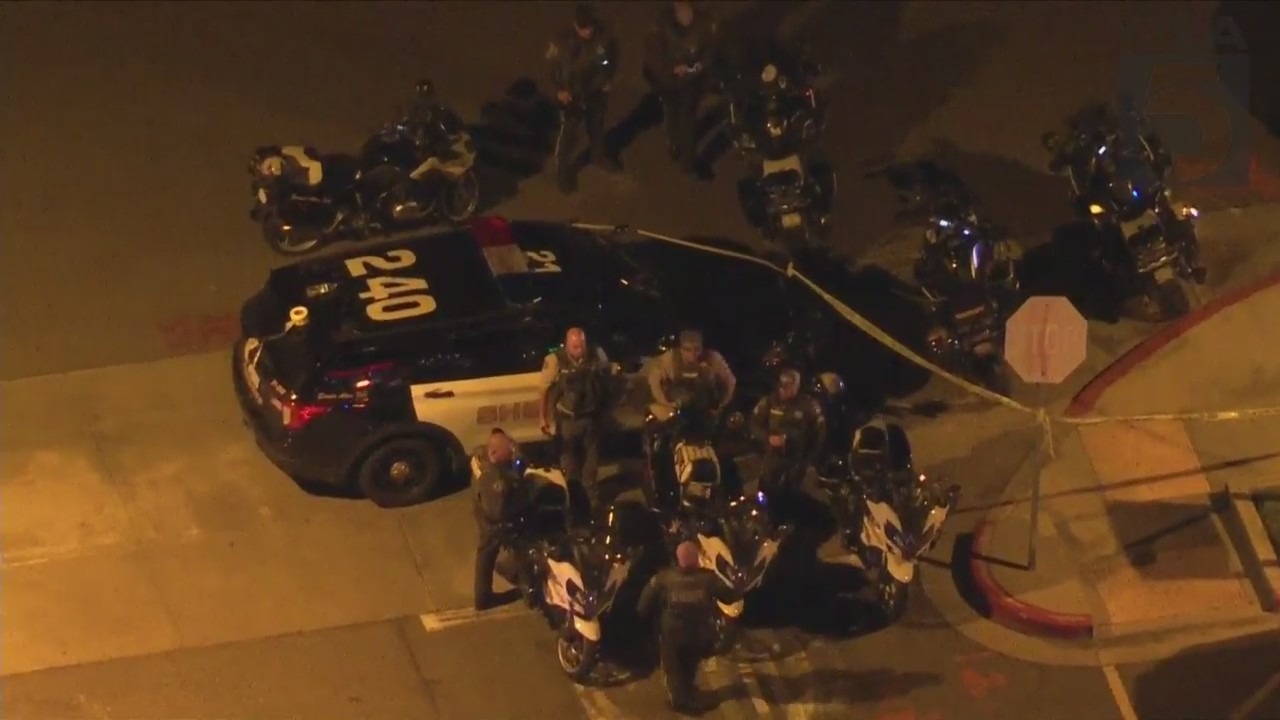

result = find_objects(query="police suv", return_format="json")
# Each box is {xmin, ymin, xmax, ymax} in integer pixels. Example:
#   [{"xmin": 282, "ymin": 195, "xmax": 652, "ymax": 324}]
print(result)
[{"xmin": 232, "ymin": 217, "xmax": 851, "ymax": 507}]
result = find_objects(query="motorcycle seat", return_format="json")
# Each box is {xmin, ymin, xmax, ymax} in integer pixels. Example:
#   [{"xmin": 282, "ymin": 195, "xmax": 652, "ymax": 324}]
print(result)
[{"xmin": 318, "ymin": 153, "xmax": 360, "ymax": 192}]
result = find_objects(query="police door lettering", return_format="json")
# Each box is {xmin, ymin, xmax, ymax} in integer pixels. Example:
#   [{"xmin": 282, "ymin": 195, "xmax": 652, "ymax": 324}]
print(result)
[
  {"xmin": 476, "ymin": 400, "xmax": 540, "ymax": 424},
  {"xmin": 343, "ymin": 249, "xmax": 438, "ymax": 322},
  {"xmin": 525, "ymin": 250, "xmax": 562, "ymax": 273}
]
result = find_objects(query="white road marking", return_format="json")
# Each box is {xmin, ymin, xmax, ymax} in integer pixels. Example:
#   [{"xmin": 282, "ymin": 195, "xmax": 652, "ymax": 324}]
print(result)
[
  {"xmin": 417, "ymin": 603, "xmax": 527, "ymax": 632},
  {"xmin": 1102, "ymin": 664, "xmax": 1139, "ymax": 720},
  {"xmin": 1231, "ymin": 667, "xmax": 1280, "ymax": 720},
  {"xmin": 0, "ymin": 538, "xmax": 127, "ymax": 568},
  {"xmin": 574, "ymin": 685, "xmax": 633, "ymax": 720}
]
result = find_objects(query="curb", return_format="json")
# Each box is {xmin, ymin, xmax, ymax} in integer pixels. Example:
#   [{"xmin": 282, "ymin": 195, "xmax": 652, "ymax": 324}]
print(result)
[
  {"xmin": 1065, "ymin": 272, "xmax": 1280, "ymax": 416},
  {"xmin": 968, "ymin": 519, "xmax": 1095, "ymax": 639},
  {"xmin": 1221, "ymin": 483, "xmax": 1280, "ymax": 613}
]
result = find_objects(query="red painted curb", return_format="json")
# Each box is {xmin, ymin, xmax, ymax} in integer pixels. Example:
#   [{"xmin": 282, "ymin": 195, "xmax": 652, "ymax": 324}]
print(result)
[
  {"xmin": 968, "ymin": 520, "xmax": 1095, "ymax": 639},
  {"xmin": 1065, "ymin": 272, "xmax": 1280, "ymax": 417}
]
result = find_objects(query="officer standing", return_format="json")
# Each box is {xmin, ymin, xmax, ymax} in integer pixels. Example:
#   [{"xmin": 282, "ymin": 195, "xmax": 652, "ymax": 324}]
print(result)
[
  {"xmin": 749, "ymin": 369, "xmax": 827, "ymax": 521},
  {"xmin": 638, "ymin": 540, "xmax": 740, "ymax": 714},
  {"xmin": 644, "ymin": 0, "xmax": 719, "ymax": 174},
  {"xmin": 472, "ymin": 429, "xmax": 531, "ymax": 611},
  {"xmin": 546, "ymin": 2, "xmax": 621, "ymax": 194},
  {"xmin": 539, "ymin": 327, "xmax": 612, "ymax": 526},
  {"xmin": 647, "ymin": 329, "xmax": 736, "ymax": 414}
]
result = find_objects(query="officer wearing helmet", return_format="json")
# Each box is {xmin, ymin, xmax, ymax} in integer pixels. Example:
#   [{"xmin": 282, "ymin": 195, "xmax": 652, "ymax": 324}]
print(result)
[
  {"xmin": 749, "ymin": 368, "xmax": 827, "ymax": 521},
  {"xmin": 539, "ymin": 327, "xmax": 613, "ymax": 525},
  {"xmin": 546, "ymin": 2, "xmax": 621, "ymax": 194},
  {"xmin": 471, "ymin": 428, "xmax": 533, "ymax": 611},
  {"xmin": 638, "ymin": 539, "xmax": 740, "ymax": 713}
]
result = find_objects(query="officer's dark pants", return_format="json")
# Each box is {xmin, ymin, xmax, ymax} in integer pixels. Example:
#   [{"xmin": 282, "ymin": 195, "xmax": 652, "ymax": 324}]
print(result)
[
  {"xmin": 660, "ymin": 629, "xmax": 705, "ymax": 710},
  {"xmin": 554, "ymin": 97, "xmax": 609, "ymax": 187},
  {"xmin": 661, "ymin": 82, "xmax": 704, "ymax": 172},
  {"xmin": 473, "ymin": 521, "xmax": 502, "ymax": 609},
  {"xmin": 759, "ymin": 452, "xmax": 807, "ymax": 523},
  {"xmin": 558, "ymin": 416, "xmax": 602, "ymax": 525}
]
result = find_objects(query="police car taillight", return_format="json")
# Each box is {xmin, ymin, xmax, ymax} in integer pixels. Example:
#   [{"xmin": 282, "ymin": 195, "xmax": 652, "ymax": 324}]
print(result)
[
  {"xmin": 324, "ymin": 361, "xmax": 394, "ymax": 391},
  {"xmin": 283, "ymin": 399, "xmax": 329, "ymax": 431},
  {"xmin": 471, "ymin": 215, "xmax": 514, "ymax": 247}
]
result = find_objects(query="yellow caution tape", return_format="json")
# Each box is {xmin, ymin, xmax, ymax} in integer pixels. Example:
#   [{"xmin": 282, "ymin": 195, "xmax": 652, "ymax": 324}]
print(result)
[{"xmin": 569, "ymin": 222, "xmax": 1280, "ymax": 438}]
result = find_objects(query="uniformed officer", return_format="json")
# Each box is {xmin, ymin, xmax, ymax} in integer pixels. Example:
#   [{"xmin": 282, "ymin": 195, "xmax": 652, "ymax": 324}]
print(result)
[
  {"xmin": 472, "ymin": 429, "xmax": 531, "ymax": 611},
  {"xmin": 647, "ymin": 329, "xmax": 737, "ymax": 414},
  {"xmin": 638, "ymin": 539, "xmax": 740, "ymax": 714},
  {"xmin": 539, "ymin": 327, "xmax": 612, "ymax": 525},
  {"xmin": 749, "ymin": 369, "xmax": 827, "ymax": 521},
  {"xmin": 644, "ymin": 0, "xmax": 719, "ymax": 174},
  {"xmin": 546, "ymin": 2, "xmax": 621, "ymax": 194}
]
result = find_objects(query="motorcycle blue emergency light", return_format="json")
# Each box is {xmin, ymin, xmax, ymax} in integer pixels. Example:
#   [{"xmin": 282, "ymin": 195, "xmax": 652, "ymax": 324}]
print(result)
[
  {"xmin": 937, "ymin": 219, "xmax": 951, "ymax": 227},
  {"xmin": 1132, "ymin": 189, "xmax": 1140, "ymax": 198},
  {"xmin": 756, "ymin": 490, "xmax": 767, "ymax": 505}
]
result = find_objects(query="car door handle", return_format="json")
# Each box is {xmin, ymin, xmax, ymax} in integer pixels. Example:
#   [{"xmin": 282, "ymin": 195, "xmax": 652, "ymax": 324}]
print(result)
[{"xmin": 422, "ymin": 389, "xmax": 456, "ymax": 399}]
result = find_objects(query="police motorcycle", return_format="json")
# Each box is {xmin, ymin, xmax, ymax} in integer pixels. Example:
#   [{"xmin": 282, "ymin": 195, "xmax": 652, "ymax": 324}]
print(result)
[
  {"xmin": 248, "ymin": 94, "xmax": 478, "ymax": 257},
  {"xmin": 889, "ymin": 164, "xmax": 1021, "ymax": 385},
  {"xmin": 1041, "ymin": 105, "xmax": 1205, "ymax": 320},
  {"xmin": 490, "ymin": 461, "xmax": 640, "ymax": 682},
  {"xmin": 677, "ymin": 490, "xmax": 789, "ymax": 655},
  {"xmin": 816, "ymin": 419, "xmax": 960, "ymax": 621},
  {"xmin": 726, "ymin": 55, "xmax": 835, "ymax": 253},
  {"xmin": 644, "ymin": 400, "xmax": 742, "ymax": 518}
]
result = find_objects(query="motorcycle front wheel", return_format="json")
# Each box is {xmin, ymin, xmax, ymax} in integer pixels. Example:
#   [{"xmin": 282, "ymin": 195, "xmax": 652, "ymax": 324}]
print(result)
[
  {"xmin": 556, "ymin": 626, "xmax": 599, "ymax": 682},
  {"xmin": 262, "ymin": 210, "xmax": 324, "ymax": 256},
  {"xmin": 440, "ymin": 169, "xmax": 481, "ymax": 222},
  {"xmin": 710, "ymin": 610, "xmax": 739, "ymax": 656},
  {"xmin": 875, "ymin": 574, "xmax": 910, "ymax": 622}
]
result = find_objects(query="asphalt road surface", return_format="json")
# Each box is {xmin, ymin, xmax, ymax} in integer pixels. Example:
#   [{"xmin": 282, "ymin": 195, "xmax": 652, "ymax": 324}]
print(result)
[{"xmin": 4, "ymin": 2, "xmax": 1280, "ymax": 719}]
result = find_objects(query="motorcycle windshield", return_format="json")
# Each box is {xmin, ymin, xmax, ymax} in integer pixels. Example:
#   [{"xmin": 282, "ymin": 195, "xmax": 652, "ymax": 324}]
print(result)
[
  {"xmin": 568, "ymin": 535, "xmax": 630, "ymax": 618},
  {"xmin": 1112, "ymin": 149, "xmax": 1162, "ymax": 210},
  {"xmin": 721, "ymin": 495, "xmax": 777, "ymax": 584},
  {"xmin": 965, "ymin": 237, "xmax": 998, "ymax": 282}
]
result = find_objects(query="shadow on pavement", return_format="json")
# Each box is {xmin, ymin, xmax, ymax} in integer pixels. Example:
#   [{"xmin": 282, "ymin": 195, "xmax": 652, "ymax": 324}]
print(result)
[
  {"xmin": 1106, "ymin": 498, "xmax": 1232, "ymax": 576},
  {"xmin": 1215, "ymin": 3, "xmax": 1280, "ymax": 138},
  {"xmin": 471, "ymin": 77, "xmax": 559, "ymax": 209},
  {"xmin": 787, "ymin": 255, "xmax": 934, "ymax": 406},
  {"xmin": 1131, "ymin": 628, "xmax": 1280, "ymax": 720},
  {"xmin": 1019, "ymin": 221, "xmax": 1125, "ymax": 323}
]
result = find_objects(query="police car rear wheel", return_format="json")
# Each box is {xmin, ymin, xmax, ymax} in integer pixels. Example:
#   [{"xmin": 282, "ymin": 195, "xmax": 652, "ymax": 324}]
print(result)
[{"xmin": 356, "ymin": 438, "xmax": 442, "ymax": 508}]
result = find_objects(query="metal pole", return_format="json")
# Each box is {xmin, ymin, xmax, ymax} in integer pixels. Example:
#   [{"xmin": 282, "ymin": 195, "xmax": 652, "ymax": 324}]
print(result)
[{"xmin": 1027, "ymin": 385, "xmax": 1045, "ymax": 571}]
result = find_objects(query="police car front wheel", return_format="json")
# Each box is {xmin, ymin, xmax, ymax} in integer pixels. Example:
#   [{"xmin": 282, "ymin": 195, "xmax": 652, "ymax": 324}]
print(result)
[{"xmin": 356, "ymin": 438, "xmax": 442, "ymax": 508}]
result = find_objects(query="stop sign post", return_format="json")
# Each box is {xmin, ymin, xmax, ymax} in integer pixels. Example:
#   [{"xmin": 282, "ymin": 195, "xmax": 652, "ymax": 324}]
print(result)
[
  {"xmin": 1002, "ymin": 296, "xmax": 1088, "ymax": 570},
  {"xmin": 1003, "ymin": 296, "xmax": 1089, "ymax": 384}
]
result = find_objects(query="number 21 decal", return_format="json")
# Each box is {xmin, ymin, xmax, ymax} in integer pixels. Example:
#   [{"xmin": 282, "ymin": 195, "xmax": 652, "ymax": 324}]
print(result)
[
  {"xmin": 343, "ymin": 249, "xmax": 437, "ymax": 322},
  {"xmin": 525, "ymin": 250, "xmax": 561, "ymax": 273}
]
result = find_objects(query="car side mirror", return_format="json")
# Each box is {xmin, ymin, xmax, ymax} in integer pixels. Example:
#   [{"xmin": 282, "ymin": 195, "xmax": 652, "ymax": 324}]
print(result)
[{"xmin": 1041, "ymin": 132, "xmax": 1062, "ymax": 152}]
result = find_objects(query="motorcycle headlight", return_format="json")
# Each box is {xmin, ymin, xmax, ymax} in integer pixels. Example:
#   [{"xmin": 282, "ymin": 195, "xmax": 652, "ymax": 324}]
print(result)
[
  {"xmin": 1088, "ymin": 203, "xmax": 1105, "ymax": 215},
  {"xmin": 766, "ymin": 119, "xmax": 785, "ymax": 138}
]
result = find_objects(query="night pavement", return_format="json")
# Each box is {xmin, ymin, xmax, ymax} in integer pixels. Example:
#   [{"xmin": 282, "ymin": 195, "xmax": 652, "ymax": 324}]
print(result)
[{"xmin": 4, "ymin": 2, "xmax": 1280, "ymax": 719}]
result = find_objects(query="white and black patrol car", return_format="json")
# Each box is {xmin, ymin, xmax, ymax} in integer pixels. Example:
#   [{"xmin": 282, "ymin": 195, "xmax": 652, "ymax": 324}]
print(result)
[{"xmin": 233, "ymin": 217, "xmax": 864, "ymax": 507}]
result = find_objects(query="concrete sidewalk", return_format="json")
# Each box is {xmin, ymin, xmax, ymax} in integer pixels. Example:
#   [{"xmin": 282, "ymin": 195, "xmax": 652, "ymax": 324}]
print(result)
[{"xmin": 970, "ymin": 269, "xmax": 1280, "ymax": 639}]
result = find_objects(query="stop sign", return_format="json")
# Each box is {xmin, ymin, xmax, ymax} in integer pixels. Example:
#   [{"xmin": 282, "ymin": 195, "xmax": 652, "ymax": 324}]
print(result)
[{"xmin": 1003, "ymin": 296, "xmax": 1088, "ymax": 384}]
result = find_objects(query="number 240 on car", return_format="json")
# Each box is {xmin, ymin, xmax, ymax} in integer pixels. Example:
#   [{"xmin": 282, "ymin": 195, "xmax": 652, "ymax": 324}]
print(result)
[{"xmin": 343, "ymin": 249, "xmax": 436, "ymax": 322}]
